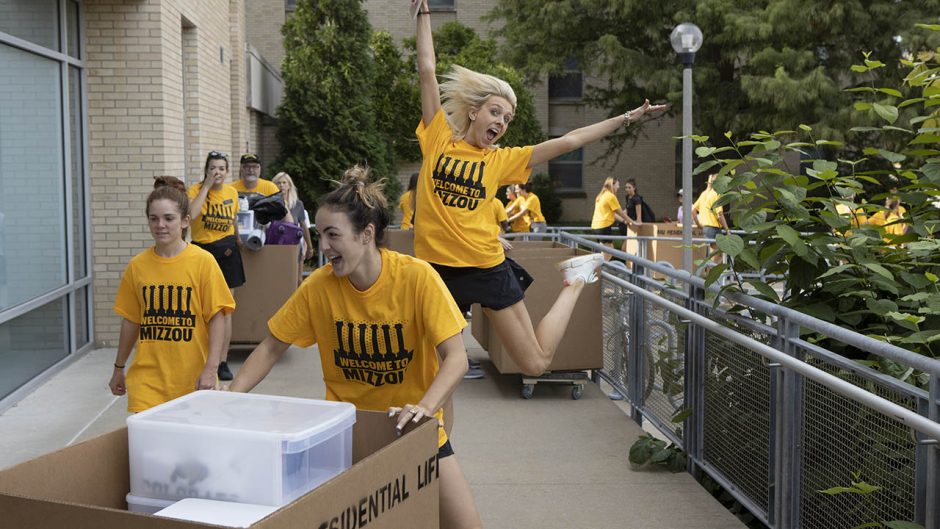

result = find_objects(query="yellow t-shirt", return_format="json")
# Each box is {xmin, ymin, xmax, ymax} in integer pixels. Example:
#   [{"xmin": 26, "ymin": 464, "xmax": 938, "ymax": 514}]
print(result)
[
  {"xmin": 187, "ymin": 183, "xmax": 239, "ymax": 244},
  {"xmin": 591, "ymin": 190, "xmax": 622, "ymax": 229},
  {"xmin": 399, "ymin": 190, "xmax": 415, "ymax": 230},
  {"xmin": 693, "ymin": 187, "xmax": 723, "ymax": 228},
  {"xmin": 508, "ymin": 196, "xmax": 530, "ymax": 233},
  {"xmin": 267, "ymin": 249, "xmax": 466, "ymax": 448},
  {"xmin": 492, "ymin": 199, "xmax": 509, "ymax": 227},
  {"xmin": 415, "ymin": 109, "xmax": 534, "ymax": 268},
  {"xmin": 113, "ymin": 244, "xmax": 236, "ymax": 412},
  {"xmin": 868, "ymin": 206, "xmax": 908, "ymax": 241},
  {"xmin": 232, "ymin": 178, "xmax": 279, "ymax": 196},
  {"xmin": 525, "ymin": 193, "xmax": 546, "ymax": 223}
]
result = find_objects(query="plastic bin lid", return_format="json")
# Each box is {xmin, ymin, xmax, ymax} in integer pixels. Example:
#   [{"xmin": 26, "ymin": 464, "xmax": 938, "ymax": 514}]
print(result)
[
  {"xmin": 128, "ymin": 391, "xmax": 355, "ymax": 436},
  {"xmin": 155, "ymin": 498, "xmax": 278, "ymax": 527}
]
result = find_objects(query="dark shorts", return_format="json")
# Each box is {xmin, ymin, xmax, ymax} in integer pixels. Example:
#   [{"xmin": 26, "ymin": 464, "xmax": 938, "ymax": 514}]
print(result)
[
  {"xmin": 703, "ymin": 226, "xmax": 722, "ymax": 240},
  {"xmin": 194, "ymin": 235, "xmax": 246, "ymax": 289},
  {"xmin": 438, "ymin": 439, "xmax": 454, "ymax": 459},
  {"xmin": 431, "ymin": 258, "xmax": 534, "ymax": 314},
  {"xmin": 595, "ymin": 222, "xmax": 627, "ymax": 237}
]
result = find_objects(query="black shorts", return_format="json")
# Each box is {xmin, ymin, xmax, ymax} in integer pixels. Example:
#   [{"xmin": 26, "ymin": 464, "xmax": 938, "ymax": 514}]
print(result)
[
  {"xmin": 595, "ymin": 222, "xmax": 627, "ymax": 237},
  {"xmin": 194, "ymin": 235, "xmax": 246, "ymax": 289},
  {"xmin": 431, "ymin": 258, "xmax": 534, "ymax": 313},
  {"xmin": 438, "ymin": 439, "xmax": 454, "ymax": 459}
]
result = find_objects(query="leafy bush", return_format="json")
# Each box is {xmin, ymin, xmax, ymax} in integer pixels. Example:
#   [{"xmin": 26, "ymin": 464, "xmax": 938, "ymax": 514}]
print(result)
[{"xmin": 691, "ymin": 24, "xmax": 940, "ymax": 378}]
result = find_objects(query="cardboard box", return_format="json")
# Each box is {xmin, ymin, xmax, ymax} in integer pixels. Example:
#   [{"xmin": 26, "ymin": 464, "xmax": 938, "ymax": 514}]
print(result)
[
  {"xmin": 232, "ymin": 245, "xmax": 299, "ymax": 343},
  {"xmin": 480, "ymin": 246, "xmax": 603, "ymax": 374},
  {"xmin": 0, "ymin": 411, "xmax": 440, "ymax": 529}
]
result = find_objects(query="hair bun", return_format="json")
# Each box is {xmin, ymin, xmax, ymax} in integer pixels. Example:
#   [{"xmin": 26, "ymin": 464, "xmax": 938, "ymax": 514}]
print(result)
[
  {"xmin": 153, "ymin": 175, "xmax": 185, "ymax": 192},
  {"xmin": 343, "ymin": 165, "xmax": 371, "ymax": 184}
]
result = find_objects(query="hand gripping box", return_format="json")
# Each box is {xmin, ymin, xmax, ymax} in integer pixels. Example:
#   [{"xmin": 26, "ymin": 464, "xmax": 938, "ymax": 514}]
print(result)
[
  {"xmin": 127, "ymin": 391, "xmax": 355, "ymax": 507},
  {"xmin": 0, "ymin": 408, "xmax": 441, "ymax": 529}
]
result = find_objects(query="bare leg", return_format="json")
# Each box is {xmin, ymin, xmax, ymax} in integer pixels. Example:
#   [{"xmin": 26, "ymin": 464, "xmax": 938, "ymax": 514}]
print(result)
[
  {"xmin": 484, "ymin": 281, "xmax": 586, "ymax": 376},
  {"xmin": 439, "ymin": 455, "xmax": 483, "ymax": 529}
]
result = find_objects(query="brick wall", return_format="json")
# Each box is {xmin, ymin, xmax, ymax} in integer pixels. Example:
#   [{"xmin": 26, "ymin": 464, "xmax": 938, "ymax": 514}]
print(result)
[
  {"xmin": 245, "ymin": 0, "xmax": 287, "ymax": 74},
  {"xmin": 86, "ymin": 0, "xmax": 245, "ymax": 345}
]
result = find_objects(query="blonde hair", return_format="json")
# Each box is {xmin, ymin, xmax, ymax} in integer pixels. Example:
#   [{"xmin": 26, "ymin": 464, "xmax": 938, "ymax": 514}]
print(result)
[
  {"xmin": 272, "ymin": 172, "xmax": 298, "ymax": 209},
  {"xmin": 596, "ymin": 177, "xmax": 618, "ymax": 201},
  {"xmin": 440, "ymin": 65, "xmax": 517, "ymax": 142}
]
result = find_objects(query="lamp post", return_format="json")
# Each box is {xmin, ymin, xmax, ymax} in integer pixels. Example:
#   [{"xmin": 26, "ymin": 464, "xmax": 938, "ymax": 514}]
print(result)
[{"xmin": 670, "ymin": 23, "xmax": 703, "ymax": 274}]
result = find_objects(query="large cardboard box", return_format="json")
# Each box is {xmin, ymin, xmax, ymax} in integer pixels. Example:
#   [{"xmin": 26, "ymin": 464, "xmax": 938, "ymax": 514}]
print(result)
[
  {"xmin": 478, "ymin": 245, "xmax": 603, "ymax": 374},
  {"xmin": 622, "ymin": 223, "xmax": 706, "ymax": 276},
  {"xmin": 0, "ymin": 411, "xmax": 440, "ymax": 529},
  {"xmin": 232, "ymin": 245, "xmax": 299, "ymax": 343}
]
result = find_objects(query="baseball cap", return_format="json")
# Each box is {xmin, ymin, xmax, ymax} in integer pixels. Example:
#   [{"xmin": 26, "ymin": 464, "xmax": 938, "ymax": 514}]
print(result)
[
  {"xmin": 240, "ymin": 153, "xmax": 261, "ymax": 165},
  {"xmin": 677, "ymin": 188, "xmax": 684, "ymax": 196}
]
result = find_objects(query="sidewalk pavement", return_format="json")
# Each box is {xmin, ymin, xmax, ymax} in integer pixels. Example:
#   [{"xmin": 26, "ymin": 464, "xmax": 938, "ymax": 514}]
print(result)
[{"xmin": 0, "ymin": 327, "xmax": 745, "ymax": 529}]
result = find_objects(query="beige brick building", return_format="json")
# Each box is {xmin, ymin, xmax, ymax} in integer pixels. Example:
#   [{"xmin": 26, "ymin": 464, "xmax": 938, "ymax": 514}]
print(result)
[{"xmin": 0, "ymin": 0, "xmax": 286, "ymax": 407}]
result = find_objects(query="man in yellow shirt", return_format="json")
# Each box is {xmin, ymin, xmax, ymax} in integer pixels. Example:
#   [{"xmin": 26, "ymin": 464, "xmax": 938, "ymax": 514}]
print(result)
[
  {"xmin": 233, "ymin": 153, "xmax": 279, "ymax": 196},
  {"xmin": 692, "ymin": 173, "xmax": 730, "ymax": 265}
]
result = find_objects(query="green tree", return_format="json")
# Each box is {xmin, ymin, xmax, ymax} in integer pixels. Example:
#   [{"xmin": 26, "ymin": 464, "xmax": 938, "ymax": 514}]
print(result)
[
  {"xmin": 276, "ymin": 0, "xmax": 393, "ymax": 205},
  {"xmin": 694, "ymin": 28, "xmax": 940, "ymax": 371},
  {"xmin": 370, "ymin": 30, "xmax": 421, "ymax": 165},
  {"xmin": 488, "ymin": 0, "xmax": 939, "ymax": 159}
]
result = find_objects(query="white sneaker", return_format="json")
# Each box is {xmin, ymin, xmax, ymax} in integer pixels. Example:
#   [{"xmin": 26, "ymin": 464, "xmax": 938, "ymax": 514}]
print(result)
[{"xmin": 556, "ymin": 253, "xmax": 604, "ymax": 285}]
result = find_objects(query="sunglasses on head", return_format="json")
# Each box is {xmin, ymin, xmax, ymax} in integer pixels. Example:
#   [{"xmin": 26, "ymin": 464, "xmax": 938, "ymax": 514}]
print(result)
[{"xmin": 207, "ymin": 150, "xmax": 228, "ymax": 159}]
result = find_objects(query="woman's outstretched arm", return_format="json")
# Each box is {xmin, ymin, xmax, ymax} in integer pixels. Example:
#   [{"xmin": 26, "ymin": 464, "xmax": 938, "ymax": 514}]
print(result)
[
  {"xmin": 528, "ymin": 99, "xmax": 668, "ymax": 168},
  {"xmin": 414, "ymin": 0, "xmax": 440, "ymax": 126}
]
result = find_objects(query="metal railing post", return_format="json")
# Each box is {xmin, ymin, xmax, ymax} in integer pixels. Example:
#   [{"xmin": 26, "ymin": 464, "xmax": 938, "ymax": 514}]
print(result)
[
  {"xmin": 684, "ymin": 282, "xmax": 706, "ymax": 475},
  {"xmin": 772, "ymin": 317, "xmax": 803, "ymax": 529},
  {"xmin": 626, "ymin": 261, "xmax": 646, "ymax": 425},
  {"xmin": 920, "ymin": 375, "xmax": 940, "ymax": 529}
]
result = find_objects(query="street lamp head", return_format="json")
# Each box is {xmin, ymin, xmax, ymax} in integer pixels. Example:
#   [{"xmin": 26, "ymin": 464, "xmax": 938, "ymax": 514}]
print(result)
[{"xmin": 670, "ymin": 23, "xmax": 703, "ymax": 54}]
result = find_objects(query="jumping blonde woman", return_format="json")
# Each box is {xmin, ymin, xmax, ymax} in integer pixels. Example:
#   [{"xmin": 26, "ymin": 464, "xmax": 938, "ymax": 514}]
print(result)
[{"xmin": 412, "ymin": 0, "xmax": 667, "ymax": 377}]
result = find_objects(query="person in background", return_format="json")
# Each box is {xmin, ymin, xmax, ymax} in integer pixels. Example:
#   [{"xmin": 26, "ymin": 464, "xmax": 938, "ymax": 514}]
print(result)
[
  {"xmin": 233, "ymin": 153, "xmax": 279, "ymax": 196},
  {"xmin": 505, "ymin": 184, "xmax": 530, "ymax": 234},
  {"xmin": 109, "ymin": 176, "xmax": 235, "ymax": 411},
  {"xmin": 591, "ymin": 177, "xmax": 631, "ymax": 260},
  {"xmin": 413, "ymin": 0, "xmax": 665, "ymax": 380},
  {"xmin": 868, "ymin": 195, "xmax": 909, "ymax": 242},
  {"xmin": 272, "ymin": 172, "xmax": 315, "ymax": 285},
  {"xmin": 188, "ymin": 151, "xmax": 243, "ymax": 381},
  {"xmin": 675, "ymin": 189, "xmax": 684, "ymax": 225},
  {"xmin": 399, "ymin": 173, "xmax": 418, "ymax": 230},
  {"xmin": 519, "ymin": 183, "xmax": 547, "ymax": 233},
  {"xmin": 692, "ymin": 173, "xmax": 730, "ymax": 266},
  {"xmin": 623, "ymin": 178, "xmax": 655, "ymax": 225},
  {"xmin": 227, "ymin": 167, "xmax": 478, "ymax": 529}
]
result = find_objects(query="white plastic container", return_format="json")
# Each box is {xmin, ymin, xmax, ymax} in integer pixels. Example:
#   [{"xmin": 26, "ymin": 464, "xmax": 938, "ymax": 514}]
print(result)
[
  {"xmin": 126, "ymin": 493, "xmax": 175, "ymax": 514},
  {"xmin": 127, "ymin": 391, "xmax": 356, "ymax": 507}
]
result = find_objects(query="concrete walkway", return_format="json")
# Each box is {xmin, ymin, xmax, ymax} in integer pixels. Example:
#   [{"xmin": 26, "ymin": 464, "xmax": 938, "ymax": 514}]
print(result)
[{"xmin": 0, "ymin": 328, "xmax": 744, "ymax": 529}]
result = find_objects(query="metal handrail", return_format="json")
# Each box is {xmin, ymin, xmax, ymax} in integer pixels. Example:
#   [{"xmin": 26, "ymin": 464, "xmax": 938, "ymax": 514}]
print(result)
[{"xmin": 602, "ymin": 270, "xmax": 940, "ymax": 441}]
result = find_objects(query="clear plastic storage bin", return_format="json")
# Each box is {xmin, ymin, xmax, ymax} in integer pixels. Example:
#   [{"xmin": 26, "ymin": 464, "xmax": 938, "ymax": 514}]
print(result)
[
  {"xmin": 127, "ymin": 391, "xmax": 356, "ymax": 506},
  {"xmin": 126, "ymin": 493, "xmax": 174, "ymax": 514}
]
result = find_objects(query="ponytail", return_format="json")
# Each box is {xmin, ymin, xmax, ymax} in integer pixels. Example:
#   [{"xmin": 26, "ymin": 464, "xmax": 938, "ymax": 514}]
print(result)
[{"xmin": 319, "ymin": 166, "xmax": 390, "ymax": 246}]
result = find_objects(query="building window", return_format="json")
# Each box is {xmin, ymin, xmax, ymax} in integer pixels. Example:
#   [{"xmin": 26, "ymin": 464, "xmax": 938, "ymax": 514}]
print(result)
[
  {"xmin": 427, "ymin": 0, "xmax": 456, "ymax": 10},
  {"xmin": 549, "ymin": 58, "xmax": 582, "ymax": 100},
  {"xmin": 549, "ymin": 143, "xmax": 583, "ymax": 190},
  {"xmin": 0, "ymin": 0, "xmax": 90, "ymax": 407},
  {"xmin": 286, "ymin": 0, "xmax": 297, "ymax": 11}
]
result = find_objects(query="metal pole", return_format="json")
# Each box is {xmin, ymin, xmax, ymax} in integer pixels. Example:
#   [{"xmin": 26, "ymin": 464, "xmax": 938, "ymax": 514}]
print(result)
[{"xmin": 681, "ymin": 55, "xmax": 694, "ymax": 275}]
